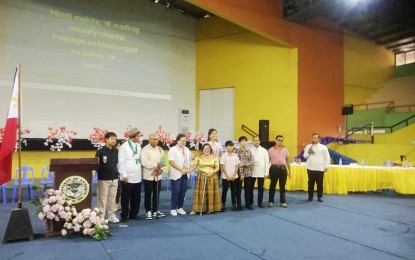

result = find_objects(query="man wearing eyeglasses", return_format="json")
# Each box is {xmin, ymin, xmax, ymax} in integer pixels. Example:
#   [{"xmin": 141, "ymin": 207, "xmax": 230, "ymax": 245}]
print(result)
[{"xmin": 267, "ymin": 135, "xmax": 291, "ymax": 208}]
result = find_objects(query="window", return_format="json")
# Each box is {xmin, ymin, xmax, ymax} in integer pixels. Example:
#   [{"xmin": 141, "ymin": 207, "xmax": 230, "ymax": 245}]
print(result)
[{"xmin": 395, "ymin": 50, "xmax": 415, "ymax": 66}]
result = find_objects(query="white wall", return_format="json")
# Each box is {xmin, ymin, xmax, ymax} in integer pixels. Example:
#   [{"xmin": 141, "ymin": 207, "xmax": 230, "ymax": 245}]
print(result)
[{"xmin": 0, "ymin": 0, "xmax": 195, "ymax": 139}]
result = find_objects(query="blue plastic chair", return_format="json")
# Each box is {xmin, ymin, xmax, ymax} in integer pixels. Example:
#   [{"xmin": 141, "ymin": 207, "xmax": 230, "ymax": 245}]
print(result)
[
  {"xmin": 40, "ymin": 166, "xmax": 53, "ymax": 196},
  {"xmin": 188, "ymin": 172, "xmax": 197, "ymax": 189},
  {"xmin": 1, "ymin": 184, "xmax": 7, "ymax": 204},
  {"xmin": 92, "ymin": 170, "xmax": 98, "ymax": 195},
  {"xmin": 12, "ymin": 166, "xmax": 35, "ymax": 203},
  {"xmin": 161, "ymin": 173, "xmax": 170, "ymax": 191}
]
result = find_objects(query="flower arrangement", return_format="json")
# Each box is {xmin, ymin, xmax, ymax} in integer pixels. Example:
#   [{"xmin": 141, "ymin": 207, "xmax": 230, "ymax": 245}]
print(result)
[
  {"xmin": 62, "ymin": 207, "xmax": 111, "ymax": 240},
  {"xmin": 44, "ymin": 126, "xmax": 77, "ymax": 151},
  {"xmin": 32, "ymin": 189, "xmax": 111, "ymax": 240},
  {"xmin": 186, "ymin": 130, "xmax": 205, "ymax": 150},
  {"xmin": 0, "ymin": 127, "xmax": 30, "ymax": 150},
  {"xmin": 89, "ymin": 127, "xmax": 108, "ymax": 149},
  {"xmin": 155, "ymin": 126, "xmax": 173, "ymax": 147}
]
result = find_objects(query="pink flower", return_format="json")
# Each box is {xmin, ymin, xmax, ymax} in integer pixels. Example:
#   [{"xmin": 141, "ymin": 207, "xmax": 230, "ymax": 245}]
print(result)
[
  {"xmin": 43, "ymin": 205, "xmax": 51, "ymax": 213},
  {"xmin": 82, "ymin": 220, "xmax": 92, "ymax": 228},
  {"xmin": 51, "ymin": 204, "xmax": 59, "ymax": 212},
  {"xmin": 46, "ymin": 212, "xmax": 55, "ymax": 219}
]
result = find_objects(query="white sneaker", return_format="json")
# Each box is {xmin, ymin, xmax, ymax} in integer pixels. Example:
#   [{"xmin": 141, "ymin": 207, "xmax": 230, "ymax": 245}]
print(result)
[
  {"xmin": 108, "ymin": 214, "xmax": 120, "ymax": 224},
  {"xmin": 152, "ymin": 211, "xmax": 165, "ymax": 218},
  {"xmin": 146, "ymin": 211, "xmax": 153, "ymax": 220},
  {"xmin": 177, "ymin": 208, "xmax": 186, "ymax": 215},
  {"xmin": 170, "ymin": 209, "xmax": 177, "ymax": 216}
]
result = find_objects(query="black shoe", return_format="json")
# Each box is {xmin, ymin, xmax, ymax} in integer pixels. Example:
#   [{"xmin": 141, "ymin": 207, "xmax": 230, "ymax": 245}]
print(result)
[
  {"xmin": 318, "ymin": 198, "xmax": 323, "ymax": 202},
  {"xmin": 120, "ymin": 217, "xmax": 129, "ymax": 223},
  {"xmin": 307, "ymin": 197, "xmax": 313, "ymax": 201},
  {"xmin": 245, "ymin": 205, "xmax": 254, "ymax": 210},
  {"xmin": 129, "ymin": 215, "xmax": 145, "ymax": 220},
  {"xmin": 238, "ymin": 205, "xmax": 244, "ymax": 211},
  {"xmin": 258, "ymin": 204, "xmax": 264, "ymax": 208}
]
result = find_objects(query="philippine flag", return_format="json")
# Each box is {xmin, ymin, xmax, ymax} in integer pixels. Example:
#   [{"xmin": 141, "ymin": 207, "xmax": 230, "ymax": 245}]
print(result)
[{"xmin": 0, "ymin": 66, "xmax": 20, "ymax": 185}]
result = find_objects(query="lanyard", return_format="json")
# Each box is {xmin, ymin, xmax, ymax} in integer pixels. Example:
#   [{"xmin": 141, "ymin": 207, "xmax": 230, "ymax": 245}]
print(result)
[{"xmin": 128, "ymin": 140, "xmax": 140, "ymax": 164}]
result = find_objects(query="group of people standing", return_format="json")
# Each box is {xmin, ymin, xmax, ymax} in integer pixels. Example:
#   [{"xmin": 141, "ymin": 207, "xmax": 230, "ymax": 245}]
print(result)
[{"xmin": 95, "ymin": 128, "xmax": 330, "ymax": 224}]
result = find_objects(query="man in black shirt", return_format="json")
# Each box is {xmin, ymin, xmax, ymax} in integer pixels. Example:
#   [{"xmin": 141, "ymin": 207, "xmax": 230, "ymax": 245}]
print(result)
[{"xmin": 95, "ymin": 132, "xmax": 120, "ymax": 223}]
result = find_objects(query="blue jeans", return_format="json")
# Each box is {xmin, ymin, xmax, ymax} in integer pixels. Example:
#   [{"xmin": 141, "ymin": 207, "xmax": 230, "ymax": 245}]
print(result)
[{"xmin": 170, "ymin": 175, "xmax": 188, "ymax": 209}]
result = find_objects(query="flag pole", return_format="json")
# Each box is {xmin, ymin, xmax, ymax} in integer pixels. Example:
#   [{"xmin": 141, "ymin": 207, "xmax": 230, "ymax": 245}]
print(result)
[
  {"xmin": 3, "ymin": 65, "xmax": 34, "ymax": 244},
  {"xmin": 17, "ymin": 64, "xmax": 22, "ymax": 209}
]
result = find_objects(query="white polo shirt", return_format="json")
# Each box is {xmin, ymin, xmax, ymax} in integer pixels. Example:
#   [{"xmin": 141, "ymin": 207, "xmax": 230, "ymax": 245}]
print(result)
[{"xmin": 168, "ymin": 145, "xmax": 192, "ymax": 181}]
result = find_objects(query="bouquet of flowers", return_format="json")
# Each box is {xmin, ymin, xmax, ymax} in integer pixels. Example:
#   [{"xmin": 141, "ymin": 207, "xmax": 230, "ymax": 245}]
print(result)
[
  {"xmin": 155, "ymin": 126, "xmax": 173, "ymax": 147},
  {"xmin": 186, "ymin": 130, "xmax": 205, "ymax": 150},
  {"xmin": 63, "ymin": 207, "xmax": 111, "ymax": 240},
  {"xmin": 44, "ymin": 126, "xmax": 77, "ymax": 151},
  {"xmin": 32, "ymin": 189, "xmax": 111, "ymax": 240},
  {"xmin": 89, "ymin": 127, "xmax": 109, "ymax": 149}
]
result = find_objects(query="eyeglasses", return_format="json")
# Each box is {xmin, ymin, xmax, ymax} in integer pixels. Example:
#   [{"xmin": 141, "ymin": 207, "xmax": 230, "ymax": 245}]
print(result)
[{"xmin": 277, "ymin": 139, "xmax": 284, "ymax": 142}]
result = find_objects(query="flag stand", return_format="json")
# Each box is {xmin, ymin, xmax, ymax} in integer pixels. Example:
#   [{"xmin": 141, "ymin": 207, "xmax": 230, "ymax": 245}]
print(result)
[{"xmin": 3, "ymin": 65, "xmax": 34, "ymax": 244}]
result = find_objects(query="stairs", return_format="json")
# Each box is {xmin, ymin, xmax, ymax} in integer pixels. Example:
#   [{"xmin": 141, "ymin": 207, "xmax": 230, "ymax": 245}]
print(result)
[{"xmin": 367, "ymin": 76, "xmax": 415, "ymax": 109}]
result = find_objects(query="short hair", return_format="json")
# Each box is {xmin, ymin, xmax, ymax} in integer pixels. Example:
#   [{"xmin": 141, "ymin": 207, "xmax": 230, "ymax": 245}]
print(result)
[
  {"xmin": 312, "ymin": 133, "xmax": 320, "ymax": 138},
  {"xmin": 225, "ymin": 140, "xmax": 234, "ymax": 147},
  {"xmin": 238, "ymin": 136, "xmax": 247, "ymax": 142},
  {"xmin": 148, "ymin": 133, "xmax": 157, "ymax": 139},
  {"xmin": 252, "ymin": 135, "xmax": 260, "ymax": 141},
  {"xmin": 201, "ymin": 143, "xmax": 213, "ymax": 154},
  {"xmin": 175, "ymin": 133, "xmax": 186, "ymax": 142},
  {"xmin": 275, "ymin": 135, "xmax": 283, "ymax": 140},
  {"xmin": 105, "ymin": 132, "xmax": 117, "ymax": 139},
  {"xmin": 207, "ymin": 128, "xmax": 217, "ymax": 141}
]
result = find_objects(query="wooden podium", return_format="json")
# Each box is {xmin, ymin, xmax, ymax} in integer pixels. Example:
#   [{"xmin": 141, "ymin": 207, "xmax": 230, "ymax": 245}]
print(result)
[{"xmin": 50, "ymin": 158, "xmax": 98, "ymax": 212}]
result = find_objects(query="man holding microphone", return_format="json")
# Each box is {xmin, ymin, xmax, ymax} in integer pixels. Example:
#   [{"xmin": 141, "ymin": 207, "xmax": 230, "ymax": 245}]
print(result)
[{"xmin": 303, "ymin": 133, "xmax": 330, "ymax": 202}]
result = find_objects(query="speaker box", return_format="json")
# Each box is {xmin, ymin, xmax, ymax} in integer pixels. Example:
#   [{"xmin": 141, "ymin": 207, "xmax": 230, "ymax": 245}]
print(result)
[
  {"xmin": 259, "ymin": 120, "xmax": 269, "ymax": 141},
  {"xmin": 342, "ymin": 104, "xmax": 354, "ymax": 115}
]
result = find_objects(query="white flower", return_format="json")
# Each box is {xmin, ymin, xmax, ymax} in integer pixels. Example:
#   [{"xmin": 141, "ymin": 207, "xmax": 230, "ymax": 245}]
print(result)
[
  {"xmin": 89, "ymin": 215, "xmax": 97, "ymax": 224},
  {"xmin": 103, "ymin": 225, "xmax": 108, "ymax": 230},
  {"xmin": 90, "ymin": 211, "xmax": 97, "ymax": 218},
  {"xmin": 104, "ymin": 219, "xmax": 108, "ymax": 224},
  {"xmin": 61, "ymin": 229, "xmax": 67, "ymax": 236},
  {"xmin": 48, "ymin": 196, "xmax": 57, "ymax": 203},
  {"xmin": 67, "ymin": 223, "xmax": 73, "ymax": 229},
  {"xmin": 83, "ymin": 228, "xmax": 89, "ymax": 235},
  {"xmin": 82, "ymin": 208, "xmax": 91, "ymax": 218},
  {"xmin": 73, "ymin": 224, "xmax": 81, "ymax": 232},
  {"xmin": 58, "ymin": 200, "xmax": 66, "ymax": 205},
  {"xmin": 64, "ymin": 206, "xmax": 71, "ymax": 212},
  {"xmin": 38, "ymin": 212, "xmax": 45, "ymax": 220},
  {"xmin": 88, "ymin": 228, "xmax": 95, "ymax": 236},
  {"xmin": 94, "ymin": 207, "xmax": 100, "ymax": 213}
]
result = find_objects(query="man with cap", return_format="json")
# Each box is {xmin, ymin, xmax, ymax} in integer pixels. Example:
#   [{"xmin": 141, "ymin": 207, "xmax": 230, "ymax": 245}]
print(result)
[{"xmin": 117, "ymin": 127, "xmax": 144, "ymax": 222}]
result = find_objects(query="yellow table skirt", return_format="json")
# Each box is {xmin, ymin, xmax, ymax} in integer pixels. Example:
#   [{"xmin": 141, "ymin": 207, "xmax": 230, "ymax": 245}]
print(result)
[{"xmin": 260, "ymin": 164, "xmax": 415, "ymax": 195}]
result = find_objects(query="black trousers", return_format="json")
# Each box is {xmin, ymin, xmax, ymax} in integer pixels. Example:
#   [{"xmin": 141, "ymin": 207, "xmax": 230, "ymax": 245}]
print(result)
[
  {"xmin": 243, "ymin": 177, "xmax": 254, "ymax": 207},
  {"xmin": 144, "ymin": 179, "xmax": 161, "ymax": 213},
  {"xmin": 222, "ymin": 178, "xmax": 242, "ymax": 207},
  {"xmin": 252, "ymin": 177, "xmax": 265, "ymax": 205},
  {"xmin": 269, "ymin": 165, "xmax": 287, "ymax": 203},
  {"xmin": 120, "ymin": 182, "xmax": 141, "ymax": 219},
  {"xmin": 307, "ymin": 169, "xmax": 324, "ymax": 199}
]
